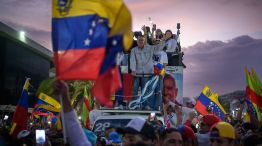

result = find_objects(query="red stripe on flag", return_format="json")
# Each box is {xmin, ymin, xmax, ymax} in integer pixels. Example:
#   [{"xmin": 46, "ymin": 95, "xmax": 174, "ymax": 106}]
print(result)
[
  {"xmin": 92, "ymin": 66, "xmax": 122, "ymax": 107},
  {"xmin": 195, "ymin": 100, "xmax": 209, "ymax": 116},
  {"xmin": 123, "ymin": 73, "xmax": 133, "ymax": 101},
  {"xmin": 11, "ymin": 105, "xmax": 28, "ymax": 137},
  {"xmin": 83, "ymin": 97, "xmax": 92, "ymax": 111},
  {"xmin": 54, "ymin": 48, "xmax": 105, "ymax": 80},
  {"xmin": 246, "ymin": 86, "xmax": 262, "ymax": 109}
]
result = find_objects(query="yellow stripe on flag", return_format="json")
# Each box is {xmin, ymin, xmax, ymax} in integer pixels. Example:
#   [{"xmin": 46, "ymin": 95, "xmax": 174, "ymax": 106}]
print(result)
[
  {"xmin": 56, "ymin": 118, "xmax": 62, "ymax": 130},
  {"xmin": 9, "ymin": 123, "xmax": 16, "ymax": 135},
  {"xmin": 52, "ymin": 0, "xmax": 133, "ymax": 51},
  {"xmin": 202, "ymin": 86, "xmax": 227, "ymax": 114},
  {"xmin": 23, "ymin": 78, "xmax": 30, "ymax": 91},
  {"xmin": 52, "ymin": 0, "xmax": 108, "ymax": 19},
  {"xmin": 35, "ymin": 104, "xmax": 61, "ymax": 113},
  {"xmin": 38, "ymin": 92, "xmax": 61, "ymax": 109}
]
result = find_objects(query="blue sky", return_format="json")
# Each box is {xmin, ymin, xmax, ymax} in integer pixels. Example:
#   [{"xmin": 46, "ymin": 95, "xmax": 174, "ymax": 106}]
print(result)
[{"xmin": 0, "ymin": 0, "xmax": 261, "ymax": 97}]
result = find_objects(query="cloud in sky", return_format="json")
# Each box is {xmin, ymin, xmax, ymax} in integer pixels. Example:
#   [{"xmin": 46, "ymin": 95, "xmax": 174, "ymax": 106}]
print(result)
[
  {"xmin": 183, "ymin": 35, "xmax": 262, "ymax": 97},
  {"xmin": 1, "ymin": 0, "xmax": 262, "ymax": 48},
  {"xmin": 125, "ymin": 0, "xmax": 262, "ymax": 46}
]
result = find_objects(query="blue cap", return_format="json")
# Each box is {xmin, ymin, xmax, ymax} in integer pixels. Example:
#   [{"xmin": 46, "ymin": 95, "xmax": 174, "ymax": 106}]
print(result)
[{"xmin": 109, "ymin": 131, "xmax": 122, "ymax": 143}]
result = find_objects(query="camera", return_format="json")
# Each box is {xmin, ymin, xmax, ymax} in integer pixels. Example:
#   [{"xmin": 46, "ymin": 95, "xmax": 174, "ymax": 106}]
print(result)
[
  {"xmin": 177, "ymin": 23, "xmax": 180, "ymax": 29},
  {"xmin": 146, "ymin": 26, "xmax": 151, "ymax": 33}
]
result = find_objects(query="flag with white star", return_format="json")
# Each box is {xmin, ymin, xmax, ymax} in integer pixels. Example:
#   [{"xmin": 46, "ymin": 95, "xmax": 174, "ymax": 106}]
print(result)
[{"xmin": 52, "ymin": 0, "xmax": 132, "ymax": 107}]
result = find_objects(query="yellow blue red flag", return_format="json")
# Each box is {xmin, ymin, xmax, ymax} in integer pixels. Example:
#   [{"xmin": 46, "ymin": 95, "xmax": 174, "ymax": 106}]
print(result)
[
  {"xmin": 195, "ymin": 86, "xmax": 228, "ymax": 120},
  {"xmin": 52, "ymin": 0, "xmax": 132, "ymax": 107},
  {"xmin": 10, "ymin": 78, "xmax": 30, "ymax": 137}
]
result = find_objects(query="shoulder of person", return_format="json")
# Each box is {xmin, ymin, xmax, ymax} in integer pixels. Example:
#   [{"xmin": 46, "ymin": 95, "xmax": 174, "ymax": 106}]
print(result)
[
  {"xmin": 131, "ymin": 46, "xmax": 138, "ymax": 51},
  {"xmin": 171, "ymin": 38, "xmax": 177, "ymax": 43}
]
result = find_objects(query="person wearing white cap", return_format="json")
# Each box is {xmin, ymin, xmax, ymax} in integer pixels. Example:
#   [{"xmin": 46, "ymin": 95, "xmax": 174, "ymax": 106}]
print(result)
[{"xmin": 117, "ymin": 117, "xmax": 157, "ymax": 146}]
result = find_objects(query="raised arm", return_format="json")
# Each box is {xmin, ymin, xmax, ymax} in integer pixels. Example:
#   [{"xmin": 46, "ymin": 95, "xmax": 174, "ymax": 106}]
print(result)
[{"xmin": 55, "ymin": 80, "xmax": 91, "ymax": 146}]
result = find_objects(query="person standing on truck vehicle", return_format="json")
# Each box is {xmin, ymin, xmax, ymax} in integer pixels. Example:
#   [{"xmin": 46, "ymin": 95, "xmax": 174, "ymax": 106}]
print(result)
[{"xmin": 130, "ymin": 26, "xmax": 165, "ymax": 109}]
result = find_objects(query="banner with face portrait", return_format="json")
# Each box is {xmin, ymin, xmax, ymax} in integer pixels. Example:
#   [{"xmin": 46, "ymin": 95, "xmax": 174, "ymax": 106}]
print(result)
[{"xmin": 164, "ymin": 66, "xmax": 184, "ymax": 105}]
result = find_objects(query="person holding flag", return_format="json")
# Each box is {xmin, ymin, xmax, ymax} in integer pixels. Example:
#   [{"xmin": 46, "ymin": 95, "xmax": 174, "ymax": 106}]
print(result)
[
  {"xmin": 52, "ymin": 0, "xmax": 133, "ymax": 108},
  {"xmin": 54, "ymin": 80, "xmax": 92, "ymax": 146},
  {"xmin": 52, "ymin": 0, "xmax": 133, "ymax": 144}
]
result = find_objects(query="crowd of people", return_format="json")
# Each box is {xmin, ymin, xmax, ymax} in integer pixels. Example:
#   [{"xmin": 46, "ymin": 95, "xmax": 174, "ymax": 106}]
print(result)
[
  {"xmin": 1, "ymin": 80, "xmax": 261, "ymax": 146},
  {"xmin": 119, "ymin": 24, "xmax": 182, "ymax": 110},
  {"xmin": 0, "ymin": 25, "xmax": 261, "ymax": 146}
]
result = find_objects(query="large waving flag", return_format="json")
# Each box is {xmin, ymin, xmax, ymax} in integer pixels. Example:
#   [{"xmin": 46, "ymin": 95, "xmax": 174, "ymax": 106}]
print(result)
[
  {"xmin": 245, "ymin": 67, "xmax": 262, "ymax": 113},
  {"xmin": 10, "ymin": 78, "xmax": 30, "ymax": 137},
  {"xmin": 52, "ymin": 0, "xmax": 132, "ymax": 107},
  {"xmin": 195, "ymin": 86, "xmax": 228, "ymax": 120},
  {"xmin": 82, "ymin": 86, "xmax": 93, "ymax": 129},
  {"xmin": 52, "ymin": 0, "xmax": 109, "ymax": 80}
]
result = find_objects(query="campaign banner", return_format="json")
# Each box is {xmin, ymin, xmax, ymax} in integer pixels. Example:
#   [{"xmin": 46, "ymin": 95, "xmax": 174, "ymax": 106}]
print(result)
[{"xmin": 165, "ymin": 66, "xmax": 184, "ymax": 104}]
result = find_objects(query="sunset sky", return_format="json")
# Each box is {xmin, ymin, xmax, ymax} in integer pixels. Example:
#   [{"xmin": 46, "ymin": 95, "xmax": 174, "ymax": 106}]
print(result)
[{"xmin": 0, "ymin": 0, "xmax": 261, "ymax": 97}]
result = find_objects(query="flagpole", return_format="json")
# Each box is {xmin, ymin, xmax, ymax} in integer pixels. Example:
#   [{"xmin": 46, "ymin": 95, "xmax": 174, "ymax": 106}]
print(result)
[{"xmin": 59, "ymin": 95, "xmax": 67, "ymax": 144}]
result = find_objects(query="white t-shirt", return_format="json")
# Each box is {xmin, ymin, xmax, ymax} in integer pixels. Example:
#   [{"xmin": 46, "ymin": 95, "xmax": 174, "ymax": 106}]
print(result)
[
  {"xmin": 165, "ymin": 39, "xmax": 178, "ymax": 53},
  {"xmin": 153, "ymin": 50, "xmax": 168, "ymax": 66}
]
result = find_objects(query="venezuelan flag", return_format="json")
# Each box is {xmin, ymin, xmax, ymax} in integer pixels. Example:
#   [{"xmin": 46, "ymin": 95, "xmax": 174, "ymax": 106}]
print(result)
[
  {"xmin": 92, "ymin": 35, "xmax": 123, "ymax": 107},
  {"xmin": 52, "ymin": 0, "xmax": 132, "ymax": 107},
  {"xmin": 10, "ymin": 78, "xmax": 30, "ymax": 137},
  {"xmin": 91, "ymin": 1, "xmax": 132, "ymax": 107},
  {"xmin": 36, "ymin": 92, "xmax": 61, "ymax": 110},
  {"xmin": 52, "ymin": 0, "xmax": 110, "ymax": 80},
  {"xmin": 195, "ymin": 86, "xmax": 228, "ymax": 120},
  {"xmin": 32, "ymin": 92, "xmax": 61, "ymax": 125}
]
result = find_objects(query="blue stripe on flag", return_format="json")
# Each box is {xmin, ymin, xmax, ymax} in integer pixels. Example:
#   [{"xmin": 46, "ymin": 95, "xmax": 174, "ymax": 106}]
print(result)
[
  {"xmin": 99, "ymin": 35, "xmax": 123, "ymax": 74},
  {"xmin": 52, "ymin": 14, "xmax": 109, "ymax": 51},
  {"xmin": 198, "ymin": 93, "xmax": 225, "ymax": 120},
  {"xmin": 19, "ymin": 90, "xmax": 29, "ymax": 108}
]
